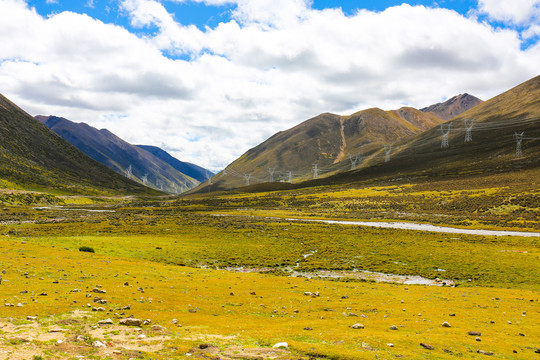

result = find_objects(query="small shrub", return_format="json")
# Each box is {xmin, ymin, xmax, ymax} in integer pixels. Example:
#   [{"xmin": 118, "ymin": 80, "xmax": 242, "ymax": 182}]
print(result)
[{"xmin": 78, "ymin": 246, "xmax": 95, "ymax": 253}]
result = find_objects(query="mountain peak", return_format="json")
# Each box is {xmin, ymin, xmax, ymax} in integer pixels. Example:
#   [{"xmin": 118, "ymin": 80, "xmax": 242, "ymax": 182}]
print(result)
[{"xmin": 421, "ymin": 93, "xmax": 483, "ymax": 120}]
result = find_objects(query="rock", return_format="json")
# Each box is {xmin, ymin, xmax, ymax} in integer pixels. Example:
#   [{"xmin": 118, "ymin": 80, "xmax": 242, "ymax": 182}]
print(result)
[
  {"xmin": 420, "ymin": 343, "xmax": 434, "ymax": 350},
  {"xmin": 26, "ymin": 316, "xmax": 37, "ymax": 321},
  {"xmin": 92, "ymin": 340, "xmax": 106, "ymax": 348},
  {"xmin": 468, "ymin": 331, "xmax": 482, "ymax": 336},
  {"xmin": 390, "ymin": 325, "xmax": 398, "ymax": 330},
  {"xmin": 250, "ymin": 291, "xmax": 256, "ymax": 295},
  {"xmin": 98, "ymin": 318, "xmax": 113, "ymax": 325},
  {"xmin": 341, "ymin": 295, "xmax": 349, "ymax": 299},
  {"xmin": 143, "ymin": 319, "xmax": 151, "ymax": 325},
  {"xmin": 449, "ymin": 313, "xmax": 455, "ymax": 316},
  {"xmin": 441, "ymin": 321, "xmax": 451, "ymax": 327},
  {"xmin": 272, "ymin": 342, "xmax": 289, "ymax": 349},
  {"xmin": 120, "ymin": 318, "xmax": 143, "ymax": 326},
  {"xmin": 151, "ymin": 325, "xmax": 167, "ymax": 332},
  {"xmin": 76, "ymin": 335, "xmax": 85, "ymax": 342},
  {"xmin": 16, "ymin": 303, "xmax": 23, "ymax": 307},
  {"xmin": 476, "ymin": 337, "xmax": 481, "ymax": 342},
  {"xmin": 92, "ymin": 288, "xmax": 106, "ymax": 294},
  {"xmin": 92, "ymin": 307, "xmax": 105, "ymax": 312},
  {"xmin": 304, "ymin": 292, "xmax": 312, "ymax": 296},
  {"xmin": 351, "ymin": 323, "xmax": 364, "ymax": 329},
  {"xmin": 137, "ymin": 334, "xmax": 146, "ymax": 339},
  {"xmin": 49, "ymin": 328, "xmax": 68, "ymax": 333},
  {"xmin": 477, "ymin": 349, "xmax": 494, "ymax": 356},
  {"xmin": 387, "ymin": 343, "xmax": 394, "ymax": 347},
  {"xmin": 535, "ymin": 348, "xmax": 540, "ymax": 354},
  {"xmin": 172, "ymin": 319, "xmax": 178, "ymax": 324},
  {"xmin": 303, "ymin": 327, "xmax": 312, "ymax": 330}
]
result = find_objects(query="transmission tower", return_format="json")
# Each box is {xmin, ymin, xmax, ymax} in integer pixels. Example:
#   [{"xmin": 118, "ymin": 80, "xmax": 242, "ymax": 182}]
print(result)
[
  {"xmin": 207, "ymin": 170, "xmax": 212, "ymax": 185},
  {"xmin": 349, "ymin": 154, "xmax": 361, "ymax": 170},
  {"xmin": 384, "ymin": 145, "xmax": 392, "ymax": 162},
  {"xmin": 268, "ymin": 167, "xmax": 275, "ymax": 182},
  {"xmin": 441, "ymin": 122, "xmax": 452, "ymax": 148},
  {"xmin": 464, "ymin": 119, "xmax": 475, "ymax": 143},
  {"xmin": 141, "ymin": 173, "xmax": 148, "ymax": 185},
  {"xmin": 313, "ymin": 164, "xmax": 319, "ymax": 179},
  {"xmin": 287, "ymin": 171, "xmax": 293, "ymax": 183},
  {"xmin": 244, "ymin": 173, "xmax": 252, "ymax": 186},
  {"xmin": 514, "ymin": 132, "xmax": 524, "ymax": 158}
]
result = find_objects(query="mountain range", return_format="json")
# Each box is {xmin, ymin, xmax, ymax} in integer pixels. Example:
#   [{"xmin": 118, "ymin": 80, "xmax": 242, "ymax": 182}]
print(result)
[
  {"xmin": 37, "ymin": 116, "xmax": 210, "ymax": 193},
  {"xmin": 199, "ymin": 94, "xmax": 482, "ymax": 191},
  {"xmin": 0, "ymin": 94, "xmax": 157, "ymax": 195}
]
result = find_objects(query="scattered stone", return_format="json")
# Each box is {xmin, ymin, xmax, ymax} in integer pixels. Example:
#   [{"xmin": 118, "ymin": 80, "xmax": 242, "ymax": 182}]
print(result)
[
  {"xmin": 98, "ymin": 318, "xmax": 113, "ymax": 325},
  {"xmin": 303, "ymin": 327, "xmax": 312, "ymax": 330},
  {"xmin": 92, "ymin": 307, "xmax": 106, "ymax": 312},
  {"xmin": 304, "ymin": 292, "xmax": 312, "ymax": 296},
  {"xmin": 250, "ymin": 291, "xmax": 256, "ymax": 295},
  {"xmin": 535, "ymin": 348, "xmax": 540, "ymax": 354},
  {"xmin": 468, "ymin": 331, "xmax": 482, "ymax": 336},
  {"xmin": 92, "ymin": 340, "xmax": 106, "ymax": 348},
  {"xmin": 449, "ymin": 313, "xmax": 455, "ymax": 316},
  {"xmin": 38, "ymin": 292, "xmax": 47, "ymax": 296},
  {"xmin": 76, "ymin": 335, "xmax": 85, "ymax": 342},
  {"xmin": 476, "ymin": 337, "xmax": 482, "ymax": 342},
  {"xmin": 172, "ymin": 319, "xmax": 178, "ymax": 324},
  {"xmin": 476, "ymin": 349, "xmax": 494, "ymax": 356},
  {"xmin": 49, "ymin": 328, "xmax": 68, "ymax": 333},
  {"xmin": 390, "ymin": 325, "xmax": 398, "ymax": 330},
  {"xmin": 137, "ymin": 334, "xmax": 146, "ymax": 339},
  {"xmin": 341, "ymin": 295, "xmax": 349, "ymax": 299},
  {"xmin": 441, "ymin": 321, "xmax": 451, "ymax": 328},
  {"xmin": 120, "ymin": 318, "xmax": 143, "ymax": 326},
  {"xmin": 26, "ymin": 316, "xmax": 37, "ymax": 321},
  {"xmin": 351, "ymin": 323, "xmax": 364, "ymax": 329},
  {"xmin": 151, "ymin": 325, "xmax": 167, "ymax": 332},
  {"xmin": 420, "ymin": 343, "xmax": 434, "ymax": 350},
  {"xmin": 16, "ymin": 303, "xmax": 23, "ymax": 307},
  {"xmin": 92, "ymin": 288, "xmax": 106, "ymax": 294},
  {"xmin": 273, "ymin": 342, "xmax": 288, "ymax": 349},
  {"xmin": 387, "ymin": 343, "xmax": 394, "ymax": 347}
]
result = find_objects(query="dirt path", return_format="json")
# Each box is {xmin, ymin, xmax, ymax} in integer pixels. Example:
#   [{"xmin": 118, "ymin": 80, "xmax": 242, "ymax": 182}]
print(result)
[{"xmin": 333, "ymin": 117, "xmax": 347, "ymax": 164}]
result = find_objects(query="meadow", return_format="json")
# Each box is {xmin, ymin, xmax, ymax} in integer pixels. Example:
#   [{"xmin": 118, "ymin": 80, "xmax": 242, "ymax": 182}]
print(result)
[{"xmin": 0, "ymin": 174, "xmax": 539, "ymax": 359}]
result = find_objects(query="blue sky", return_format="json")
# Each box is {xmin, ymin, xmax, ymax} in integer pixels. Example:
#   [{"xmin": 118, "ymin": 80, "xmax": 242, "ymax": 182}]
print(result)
[
  {"xmin": 29, "ymin": 1, "xmax": 483, "ymax": 26},
  {"xmin": 2, "ymin": 0, "xmax": 540, "ymax": 170}
]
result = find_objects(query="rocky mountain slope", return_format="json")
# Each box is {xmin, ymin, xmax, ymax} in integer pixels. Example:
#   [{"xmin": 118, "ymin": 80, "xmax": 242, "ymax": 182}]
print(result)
[{"xmin": 37, "ymin": 116, "xmax": 200, "ymax": 193}]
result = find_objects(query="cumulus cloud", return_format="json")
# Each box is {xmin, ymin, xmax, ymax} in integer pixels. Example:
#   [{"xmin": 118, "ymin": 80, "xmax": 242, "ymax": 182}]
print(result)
[
  {"xmin": 478, "ymin": 0, "xmax": 540, "ymax": 24},
  {"xmin": 0, "ymin": 0, "xmax": 539, "ymax": 171}
]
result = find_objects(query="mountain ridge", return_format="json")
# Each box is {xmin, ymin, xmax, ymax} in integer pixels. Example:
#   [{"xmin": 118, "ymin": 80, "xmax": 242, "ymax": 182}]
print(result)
[{"xmin": 38, "ymin": 115, "xmax": 201, "ymax": 193}]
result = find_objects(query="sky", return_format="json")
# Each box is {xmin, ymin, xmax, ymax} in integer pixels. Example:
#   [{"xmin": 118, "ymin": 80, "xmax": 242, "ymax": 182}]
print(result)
[{"xmin": 1, "ymin": 0, "xmax": 539, "ymax": 171}]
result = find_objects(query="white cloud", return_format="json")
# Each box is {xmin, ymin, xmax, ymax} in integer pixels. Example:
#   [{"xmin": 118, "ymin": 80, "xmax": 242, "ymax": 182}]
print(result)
[
  {"xmin": 0, "ymin": 0, "xmax": 539, "ymax": 171},
  {"xmin": 478, "ymin": 0, "xmax": 540, "ymax": 24}
]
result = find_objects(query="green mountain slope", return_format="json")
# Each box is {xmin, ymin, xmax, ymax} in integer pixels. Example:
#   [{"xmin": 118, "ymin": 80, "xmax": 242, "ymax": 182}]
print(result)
[
  {"xmin": 38, "ymin": 116, "xmax": 200, "ymax": 193},
  {"xmin": 0, "ymin": 94, "xmax": 159, "ymax": 195}
]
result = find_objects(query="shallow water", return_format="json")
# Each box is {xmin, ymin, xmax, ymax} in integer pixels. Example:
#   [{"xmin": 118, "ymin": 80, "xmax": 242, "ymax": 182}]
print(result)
[{"xmin": 283, "ymin": 218, "xmax": 540, "ymax": 237}]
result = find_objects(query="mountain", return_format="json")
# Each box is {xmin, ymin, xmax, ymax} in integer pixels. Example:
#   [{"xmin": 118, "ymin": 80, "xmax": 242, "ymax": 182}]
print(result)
[
  {"xmin": 321, "ymin": 74, "xmax": 540, "ymax": 185},
  {"xmin": 37, "ymin": 116, "xmax": 200, "ymax": 193},
  {"xmin": 136, "ymin": 145, "xmax": 212, "ymax": 183},
  {"xmin": 197, "ymin": 106, "xmax": 443, "ymax": 191},
  {"xmin": 421, "ymin": 93, "xmax": 483, "ymax": 120},
  {"xmin": 0, "ymin": 94, "xmax": 158, "ymax": 195}
]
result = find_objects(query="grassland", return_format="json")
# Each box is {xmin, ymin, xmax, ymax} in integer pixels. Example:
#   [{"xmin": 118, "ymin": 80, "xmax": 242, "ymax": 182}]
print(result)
[{"xmin": 0, "ymin": 172, "xmax": 539, "ymax": 359}]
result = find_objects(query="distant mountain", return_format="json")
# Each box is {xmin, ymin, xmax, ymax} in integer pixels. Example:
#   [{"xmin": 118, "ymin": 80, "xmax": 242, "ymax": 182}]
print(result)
[
  {"xmin": 196, "ymin": 106, "xmax": 443, "ymax": 191},
  {"xmin": 37, "ymin": 116, "xmax": 200, "ymax": 193},
  {"xmin": 421, "ymin": 93, "xmax": 483, "ymax": 120},
  {"xmin": 136, "ymin": 145, "xmax": 212, "ymax": 183},
  {"xmin": 0, "ymin": 94, "xmax": 157, "ymax": 195}
]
